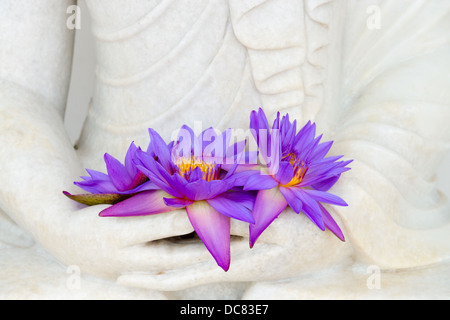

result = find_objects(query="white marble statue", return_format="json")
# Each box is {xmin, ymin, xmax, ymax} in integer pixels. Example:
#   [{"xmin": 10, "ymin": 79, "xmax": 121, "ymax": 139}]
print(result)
[{"xmin": 1, "ymin": 0, "xmax": 450, "ymax": 299}]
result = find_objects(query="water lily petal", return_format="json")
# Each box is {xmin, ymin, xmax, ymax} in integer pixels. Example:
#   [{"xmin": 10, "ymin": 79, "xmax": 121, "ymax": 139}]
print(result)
[
  {"xmin": 273, "ymin": 161, "xmax": 294, "ymax": 185},
  {"xmin": 74, "ymin": 178, "xmax": 117, "ymax": 194},
  {"xmin": 148, "ymin": 128, "xmax": 172, "ymax": 172},
  {"xmin": 319, "ymin": 203, "xmax": 345, "ymax": 241},
  {"xmin": 243, "ymin": 172, "xmax": 278, "ymax": 191},
  {"xmin": 217, "ymin": 190, "xmax": 256, "ymax": 210},
  {"xmin": 99, "ymin": 190, "xmax": 176, "ymax": 217},
  {"xmin": 188, "ymin": 166, "xmax": 203, "ymax": 182},
  {"xmin": 74, "ymin": 168, "xmax": 119, "ymax": 194},
  {"xmin": 249, "ymin": 187, "xmax": 287, "ymax": 248},
  {"xmin": 303, "ymin": 189, "xmax": 348, "ymax": 206},
  {"xmin": 278, "ymin": 186, "xmax": 303, "ymax": 213},
  {"xmin": 164, "ymin": 197, "xmax": 194, "ymax": 208},
  {"xmin": 186, "ymin": 201, "xmax": 231, "ymax": 271},
  {"xmin": 295, "ymin": 189, "xmax": 325, "ymax": 230},
  {"xmin": 228, "ymin": 169, "xmax": 261, "ymax": 187},
  {"xmin": 311, "ymin": 175, "xmax": 340, "ymax": 192},
  {"xmin": 250, "ymin": 108, "xmax": 269, "ymax": 145},
  {"xmin": 207, "ymin": 194, "xmax": 255, "ymax": 224},
  {"xmin": 126, "ymin": 172, "xmax": 153, "ymax": 192},
  {"xmin": 104, "ymin": 153, "xmax": 133, "ymax": 192},
  {"xmin": 124, "ymin": 142, "xmax": 139, "ymax": 178},
  {"xmin": 85, "ymin": 168, "xmax": 110, "ymax": 181},
  {"xmin": 308, "ymin": 140, "xmax": 333, "ymax": 163},
  {"xmin": 183, "ymin": 179, "xmax": 210, "ymax": 200},
  {"xmin": 293, "ymin": 121, "xmax": 316, "ymax": 154},
  {"xmin": 63, "ymin": 191, "xmax": 129, "ymax": 206},
  {"xmin": 135, "ymin": 152, "xmax": 183, "ymax": 198}
]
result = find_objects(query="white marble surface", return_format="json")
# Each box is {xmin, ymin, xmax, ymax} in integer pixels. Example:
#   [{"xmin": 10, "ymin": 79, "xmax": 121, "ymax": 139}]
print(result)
[{"xmin": 1, "ymin": 0, "xmax": 450, "ymax": 299}]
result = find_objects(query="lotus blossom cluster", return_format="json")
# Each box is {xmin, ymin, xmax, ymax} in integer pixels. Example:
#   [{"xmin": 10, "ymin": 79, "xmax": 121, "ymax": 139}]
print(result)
[{"xmin": 64, "ymin": 108, "xmax": 351, "ymax": 271}]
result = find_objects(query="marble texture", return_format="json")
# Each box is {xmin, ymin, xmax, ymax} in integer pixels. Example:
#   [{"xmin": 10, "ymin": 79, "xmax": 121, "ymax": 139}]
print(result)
[{"xmin": 0, "ymin": 0, "xmax": 449, "ymax": 299}]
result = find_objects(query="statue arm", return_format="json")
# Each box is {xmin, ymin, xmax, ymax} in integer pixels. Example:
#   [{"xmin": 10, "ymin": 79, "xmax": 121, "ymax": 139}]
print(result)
[
  {"xmin": 328, "ymin": 0, "xmax": 450, "ymax": 268},
  {"xmin": 0, "ymin": 0, "xmax": 79, "ymax": 231},
  {"xmin": 0, "ymin": 1, "xmax": 195, "ymax": 279}
]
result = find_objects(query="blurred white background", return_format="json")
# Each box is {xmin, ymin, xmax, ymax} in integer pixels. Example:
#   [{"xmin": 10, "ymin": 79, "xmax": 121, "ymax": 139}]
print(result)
[{"xmin": 63, "ymin": 0, "xmax": 450, "ymax": 200}]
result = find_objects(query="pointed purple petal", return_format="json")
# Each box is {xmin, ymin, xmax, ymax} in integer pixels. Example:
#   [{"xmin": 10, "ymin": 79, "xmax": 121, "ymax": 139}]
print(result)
[
  {"xmin": 228, "ymin": 169, "xmax": 260, "ymax": 187},
  {"xmin": 74, "ymin": 169, "xmax": 118, "ymax": 194},
  {"xmin": 124, "ymin": 142, "xmax": 139, "ymax": 178},
  {"xmin": 188, "ymin": 166, "xmax": 203, "ymax": 182},
  {"xmin": 127, "ymin": 171, "xmax": 152, "ymax": 191},
  {"xmin": 303, "ymin": 189, "xmax": 348, "ymax": 206},
  {"xmin": 319, "ymin": 203, "xmax": 345, "ymax": 241},
  {"xmin": 278, "ymin": 186, "xmax": 302, "ymax": 213},
  {"xmin": 217, "ymin": 190, "xmax": 256, "ymax": 210},
  {"xmin": 207, "ymin": 194, "xmax": 255, "ymax": 224},
  {"xmin": 249, "ymin": 187, "xmax": 287, "ymax": 248},
  {"xmin": 309, "ymin": 140, "xmax": 333, "ymax": 162},
  {"xmin": 295, "ymin": 189, "xmax": 325, "ymax": 230},
  {"xmin": 104, "ymin": 153, "xmax": 133, "ymax": 192},
  {"xmin": 273, "ymin": 162, "xmax": 294, "ymax": 185},
  {"xmin": 86, "ymin": 168, "xmax": 110, "ymax": 181},
  {"xmin": 117, "ymin": 180, "xmax": 159, "ymax": 195},
  {"xmin": 74, "ymin": 179, "xmax": 117, "ymax": 194},
  {"xmin": 183, "ymin": 179, "xmax": 210, "ymax": 200},
  {"xmin": 135, "ymin": 151, "xmax": 184, "ymax": 198},
  {"xmin": 311, "ymin": 175, "xmax": 340, "ymax": 191},
  {"xmin": 243, "ymin": 172, "xmax": 278, "ymax": 191},
  {"xmin": 293, "ymin": 121, "xmax": 316, "ymax": 154},
  {"xmin": 186, "ymin": 201, "xmax": 231, "ymax": 271},
  {"xmin": 99, "ymin": 190, "xmax": 176, "ymax": 217},
  {"xmin": 148, "ymin": 128, "xmax": 172, "ymax": 172},
  {"xmin": 163, "ymin": 197, "xmax": 194, "ymax": 208}
]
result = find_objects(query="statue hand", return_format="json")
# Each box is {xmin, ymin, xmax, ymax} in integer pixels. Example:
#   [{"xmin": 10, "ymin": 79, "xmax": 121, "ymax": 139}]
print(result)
[
  {"xmin": 40, "ymin": 203, "xmax": 197, "ymax": 279},
  {"xmin": 115, "ymin": 206, "xmax": 350, "ymax": 291}
]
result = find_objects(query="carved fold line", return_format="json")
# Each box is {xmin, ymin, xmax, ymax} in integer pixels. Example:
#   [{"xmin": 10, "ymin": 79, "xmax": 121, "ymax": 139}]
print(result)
[
  {"xmin": 276, "ymin": 104, "xmax": 304, "ymax": 115},
  {"xmin": 341, "ymin": 100, "xmax": 450, "ymax": 140},
  {"xmin": 234, "ymin": 0, "xmax": 270, "ymax": 24},
  {"xmin": 96, "ymin": 1, "xmax": 213, "ymax": 87},
  {"xmin": 304, "ymin": 0, "xmax": 333, "ymax": 27},
  {"xmin": 337, "ymin": 120, "xmax": 428, "ymax": 144},
  {"xmin": 300, "ymin": 0, "xmax": 333, "ymax": 113},
  {"xmin": 334, "ymin": 139, "xmax": 437, "ymax": 201},
  {"xmin": 337, "ymin": 146, "xmax": 437, "ymax": 212},
  {"xmin": 215, "ymin": 61, "xmax": 251, "ymax": 130},
  {"xmin": 89, "ymin": 21, "xmax": 234, "ymax": 133},
  {"xmin": 351, "ymin": 162, "xmax": 450, "ymax": 231},
  {"xmin": 345, "ymin": 174, "xmax": 450, "ymax": 233},
  {"xmin": 244, "ymin": 44, "xmax": 309, "ymax": 52},
  {"xmin": 345, "ymin": 1, "xmax": 448, "ymax": 94},
  {"xmin": 125, "ymin": 21, "xmax": 233, "ymax": 127},
  {"xmin": 346, "ymin": 0, "xmax": 428, "ymax": 69},
  {"xmin": 257, "ymin": 63, "xmax": 301, "ymax": 84},
  {"xmin": 335, "ymin": 136, "xmax": 422, "ymax": 178},
  {"xmin": 91, "ymin": 0, "xmax": 176, "ymax": 42},
  {"xmin": 304, "ymin": 0, "xmax": 333, "ymax": 57}
]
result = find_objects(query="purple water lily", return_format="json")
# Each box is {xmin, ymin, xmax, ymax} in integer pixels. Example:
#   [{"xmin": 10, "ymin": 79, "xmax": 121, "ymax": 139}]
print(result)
[
  {"xmin": 100, "ymin": 125, "xmax": 255, "ymax": 271},
  {"xmin": 63, "ymin": 109, "xmax": 352, "ymax": 271},
  {"xmin": 241, "ymin": 108, "xmax": 352, "ymax": 247},
  {"xmin": 63, "ymin": 137, "xmax": 162, "ymax": 206}
]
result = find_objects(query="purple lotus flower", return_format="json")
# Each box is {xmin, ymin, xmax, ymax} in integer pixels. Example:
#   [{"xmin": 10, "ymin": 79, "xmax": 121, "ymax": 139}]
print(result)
[
  {"xmin": 241, "ymin": 108, "xmax": 352, "ymax": 247},
  {"xmin": 63, "ymin": 136, "xmax": 161, "ymax": 206},
  {"xmin": 100, "ymin": 125, "xmax": 255, "ymax": 271}
]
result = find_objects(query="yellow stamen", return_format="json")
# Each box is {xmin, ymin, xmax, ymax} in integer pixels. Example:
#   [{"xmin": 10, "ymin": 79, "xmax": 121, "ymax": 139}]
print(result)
[
  {"xmin": 282, "ymin": 153, "xmax": 308, "ymax": 187},
  {"xmin": 175, "ymin": 156, "xmax": 219, "ymax": 181}
]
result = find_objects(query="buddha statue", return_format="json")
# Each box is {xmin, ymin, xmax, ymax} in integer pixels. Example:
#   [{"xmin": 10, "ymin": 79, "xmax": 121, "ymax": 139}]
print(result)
[{"xmin": 1, "ymin": 0, "xmax": 449, "ymax": 299}]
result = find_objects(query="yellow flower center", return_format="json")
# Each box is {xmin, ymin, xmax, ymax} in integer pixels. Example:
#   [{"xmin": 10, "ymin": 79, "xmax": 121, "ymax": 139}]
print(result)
[
  {"xmin": 281, "ymin": 153, "xmax": 308, "ymax": 187},
  {"xmin": 175, "ymin": 156, "xmax": 220, "ymax": 182}
]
